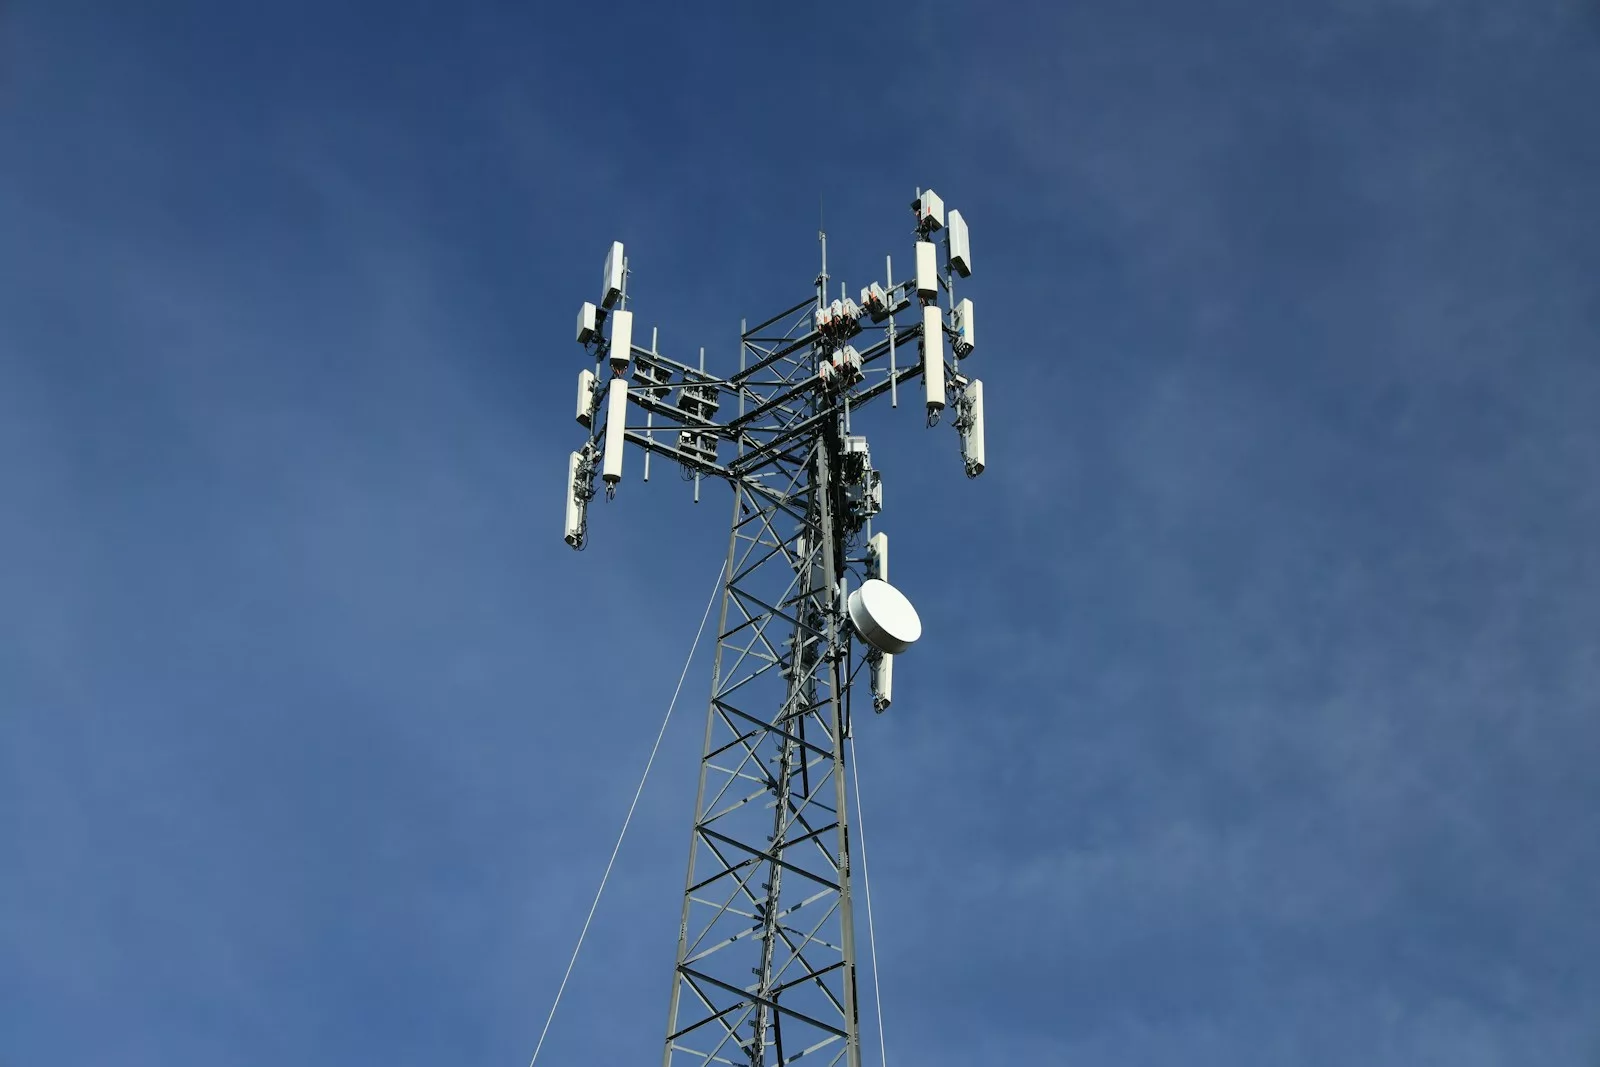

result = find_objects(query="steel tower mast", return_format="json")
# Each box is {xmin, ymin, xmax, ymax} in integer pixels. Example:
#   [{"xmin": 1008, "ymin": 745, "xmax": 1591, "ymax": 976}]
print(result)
[{"xmin": 562, "ymin": 190, "xmax": 983, "ymax": 1067}]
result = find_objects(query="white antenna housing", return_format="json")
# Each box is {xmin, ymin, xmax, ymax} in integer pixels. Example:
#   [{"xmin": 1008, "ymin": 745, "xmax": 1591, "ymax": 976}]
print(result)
[
  {"xmin": 915, "ymin": 241, "xmax": 938, "ymax": 301},
  {"xmin": 577, "ymin": 301, "xmax": 599, "ymax": 344},
  {"xmin": 676, "ymin": 429, "xmax": 716, "ymax": 465},
  {"xmin": 576, "ymin": 368, "xmax": 597, "ymax": 426},
  {"xmin": 961, "ymin": 378, "xmax": 985, "ymax": 477},
  {"xmin": 914, "ymin": 189, "xmax": 945, "ymax": 232},
  {"xmin": 847, "ymin": 578, "xmax": 922, "ymax": 655},
  {"xmin": 564, "ymin": 450, "xmax": 586, "ymax": 546},
  {"xmin": 867, "ymin": 531, "xmax": 888, "ymax": 582},
  {"xmin": 633, "ymin": 358, "xmax": 673, "ymax": 398},
  {"xmin": 602, "ymin": 378, "xmax": 628, "ymax": 484},
  {"xmin": 832, "ymin": 344, "xmax": 864, "ymax": 387},
  {"xmin": 871, "ymin": 651, "xmax": 894, "ymax": 711},
  {"xmin": 947, "ymin": 209, "xmax": 971, "ymax": 277},
  {"xmin": 601, "ymin": 241, "xmax": 625, "ymax": 309},
  {"xmin": 921, "ymin": 304, "xmax": 946, "ymax": 412},
  {"xmin": 608, "ymin": 308, "xmax": 634, "ymax": 373},
  {"xmin": 860, "ymin": 282, "xmax": 890, "ymax": 321},
  {"xmin": 954, "ymin": 297, "xmax": 976, "ymax": 357},
  {"xmin": 864, "ymin": 531, "xmax": 894, "ymax": 710}
]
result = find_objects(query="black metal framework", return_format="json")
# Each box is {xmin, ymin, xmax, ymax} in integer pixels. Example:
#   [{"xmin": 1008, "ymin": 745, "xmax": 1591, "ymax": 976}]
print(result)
[
  {"xmin": 664, "ymin": 296, "xmax": 872, "ymax": 1067},
  {"xmin": 567, "ymin": 201, "xmax": 976, "ymax": 1067}
]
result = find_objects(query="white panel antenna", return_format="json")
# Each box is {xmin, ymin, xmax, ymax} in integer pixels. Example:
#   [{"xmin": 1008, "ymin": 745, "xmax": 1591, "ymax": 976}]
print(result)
[
  {"xmin": 601, "ymin": 241, "xmax": 625, "ymax": 309},
  {"xmin": 602, "ymin": 378, "xmax": 628, "ymax": 485},
  {"xmin": 914, "ymin": 189, "xmax": 945, "ymax": 232},
  {"xmin": 960, "ymin": 378, "xmax": 985, "ymax": 478},
  {"xmin": 867, "ymin": 531, "xmax": 889, "ymax": 582},
  {"xmin": 921, "ymin": 304, "xmax": 946, "ymax": 413},
  {"xmin": 871, "ymin": 650, "xmax": 894, "ymax": 711},
  {"xmin": 564, "ymin": 450, "xmax": 586, "ymax": 547},
  {"xmin": 863, "ymin": 529, "xmax": 896, "ymax": 712},
  {"xmin": 954, "ymin": 297, "xmax": 976, "ymax": 357},
  {"xmin": 608, "ymin": 308, "xmax": 634, "ymax": 373},
  {"xmin": 859, "ymin": 282, "xmax": 891, "ymax": 321},
  {"xmin": 577, "ymin": 301, "xmax": 599, "ymax": 344},
  {"xmin": 576, "ymin": 368, "xmax": 597, "ymax": 427},
  {"xmin": 947, "ymin": 209, "xmax": 971, "ymax": 278},
  {"xmin": 915, "ymin": 241, "xmax": 938, "ymax": 302}
]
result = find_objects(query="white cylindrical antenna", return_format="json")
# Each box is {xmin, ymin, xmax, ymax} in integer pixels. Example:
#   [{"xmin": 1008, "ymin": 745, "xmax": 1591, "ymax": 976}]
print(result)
[
  {"xmin": 601, "ymin": 241, "xmax": 625, "ymax": 309},
  {"xmin": 915, "ymin": 241, "xmax": 938, "ymax": 302},
  {"xmin": 921, "ymin": 304, "xmax": 946, "ymax": 413},
  {"xmin": 602, "ymin": 378, "xmax": 628, "ymax": 485},
  {"xmin": 954, "ymin": 297, "xmax": 976, "ymax": 358},
  {"xmin": 608, "ymin": 308, "xmax": 634, "ymax": 374},
  {"xmin": 947, "ymin": 209, "xmax": 971, "ymax": 278},
  {"xmin": 564, "ymin": 450, "xmax": 586, "ymax": 547},
  {"xmin": 643, "ymin": 410, "xmax": 653, "ymax": 482},
  {"xmin": 962, "ymin": 378, "xmax": 986, "ymax": 478},
  {"xmin": 575, "ymin": 368, "xmax": 597, "ymax": 426},
  {"xmin": 577, "ymin": 301, "xmax": 599, "ymax": 344},
  {"xmin": 886, "ymin": 254, "xmax": 898, "ymax": 408},
  {"xmin": 644, "ymin": 326, "xmax": 659, "ymax": 482},
  {"xmin": 694, "ymin": 346, "xmax": 705, "ymax": 503}
]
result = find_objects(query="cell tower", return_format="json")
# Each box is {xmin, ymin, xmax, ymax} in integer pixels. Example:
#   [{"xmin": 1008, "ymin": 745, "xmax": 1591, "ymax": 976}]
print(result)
[{"xmin": 563, "ymin": 189, "xmax": 983, "ymax": 1067}]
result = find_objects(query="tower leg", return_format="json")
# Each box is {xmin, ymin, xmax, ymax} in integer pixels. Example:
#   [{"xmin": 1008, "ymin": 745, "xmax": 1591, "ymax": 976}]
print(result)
[{"xmin": 662, "ymin": 437, "xmax": 861, "ymax": 1067}]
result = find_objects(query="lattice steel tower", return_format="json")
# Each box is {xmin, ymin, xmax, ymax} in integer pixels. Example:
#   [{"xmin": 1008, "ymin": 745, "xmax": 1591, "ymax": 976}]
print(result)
[{"xmin": 563, "ymin": 190, "xmax": 983, "ymax": 1067}]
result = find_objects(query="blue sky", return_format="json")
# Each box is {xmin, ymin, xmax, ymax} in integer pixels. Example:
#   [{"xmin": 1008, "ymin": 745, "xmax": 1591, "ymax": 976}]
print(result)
[{"xmin": 3, "ymin": 1, "xmax": 1599, "ymax": 1063}]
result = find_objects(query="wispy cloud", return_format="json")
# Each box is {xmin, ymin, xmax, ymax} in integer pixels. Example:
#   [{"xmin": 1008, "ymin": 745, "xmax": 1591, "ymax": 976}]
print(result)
[{"xmin": 3, "ymin": 3, "xmax": 1598, "ymax": 1065}]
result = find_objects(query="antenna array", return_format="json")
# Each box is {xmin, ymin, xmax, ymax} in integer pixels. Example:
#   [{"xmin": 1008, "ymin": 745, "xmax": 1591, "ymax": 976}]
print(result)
[{"xmin": 562, "ymin": 189, "xmax": 983, "ymax": 1067}]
